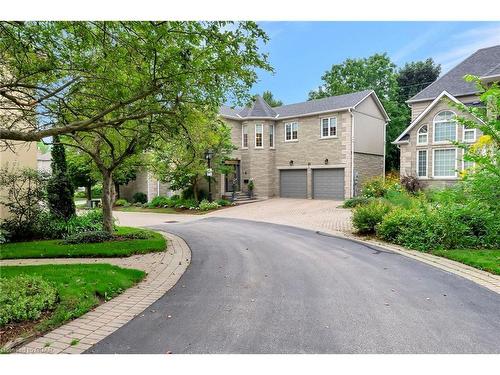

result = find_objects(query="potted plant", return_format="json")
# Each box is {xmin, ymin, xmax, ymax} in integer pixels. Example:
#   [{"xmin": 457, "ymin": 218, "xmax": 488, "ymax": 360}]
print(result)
[{"xmin": 247, "ymin": 178, "xmax": 254, "ymax": 198}]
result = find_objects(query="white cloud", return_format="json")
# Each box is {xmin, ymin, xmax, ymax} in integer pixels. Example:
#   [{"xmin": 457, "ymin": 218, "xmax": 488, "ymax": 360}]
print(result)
[
  {"xmin": 392, "ymin": 26, "xmax": 443, "ymax": 63},
  {"xmin": 434, "ymin": 24, "xmax": 500, "ymax": 72}
]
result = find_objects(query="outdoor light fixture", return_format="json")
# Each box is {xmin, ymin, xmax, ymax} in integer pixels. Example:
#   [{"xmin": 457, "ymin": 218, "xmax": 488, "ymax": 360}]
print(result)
[
  {"xmin": 324, "ymin": 158, "xmax": 329, "ymax": 165},
  {"xmin": 289, "ymin": 160, "xmax": 294, "ymax": 166},
  {"xmin": 204, "ymin": 149, "xmax": 214, "ymax": 202}
]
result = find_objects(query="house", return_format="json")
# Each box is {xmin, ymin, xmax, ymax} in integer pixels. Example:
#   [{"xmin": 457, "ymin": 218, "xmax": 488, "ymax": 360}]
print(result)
[
  {"xmin": 126, "ymin": 89, "xmax": 389, "ymax": 201},
  {"xmin": 393, "ymin": 45, "xmax": 500, "ymax": 188},
  {"xmin": 0, "ymin": 142, "xmax": 38, "ymax": 220}
]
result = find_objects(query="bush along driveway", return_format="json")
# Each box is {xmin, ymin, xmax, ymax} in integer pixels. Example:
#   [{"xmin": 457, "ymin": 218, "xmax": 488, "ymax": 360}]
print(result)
[
  {"xmin": 0, "ymin": 226, "xmax": 190, "ymax": 353},
  {"xmin": 346, "ymin": 175, "xmax": 499, "ymax": 292}
]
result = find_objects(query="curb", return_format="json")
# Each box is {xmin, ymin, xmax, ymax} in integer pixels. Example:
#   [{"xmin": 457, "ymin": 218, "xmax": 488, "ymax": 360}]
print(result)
[{"xmin": 317, "ymin": 229, "xmax": 500, "ymax": 295}]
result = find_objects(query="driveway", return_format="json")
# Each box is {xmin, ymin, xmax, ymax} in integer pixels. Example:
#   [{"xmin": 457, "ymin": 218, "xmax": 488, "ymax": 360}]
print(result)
[
  {"xmin": 113, "ymin": 198, "xmax": 352, "ymax": 233},
  {"xmin": 87, "ymin": 218, "xmax": 500, "ymax": 354}
]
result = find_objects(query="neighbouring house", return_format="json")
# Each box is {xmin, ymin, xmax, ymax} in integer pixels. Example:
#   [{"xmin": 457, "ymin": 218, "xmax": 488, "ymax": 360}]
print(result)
[
  {"xmin": 393, "ymin": 44, "xmax": 500, "ymax": 188},
  {"xmin": 0, "ymin": 142, "xmax": 38, "ymax": 220},
  {"xmin": 126, "ymin": 89, "xmax": 389, "ymax": 201},
  {"xmin": 37, "ymin": 149, "xmax": 52, "ymax": 174}
]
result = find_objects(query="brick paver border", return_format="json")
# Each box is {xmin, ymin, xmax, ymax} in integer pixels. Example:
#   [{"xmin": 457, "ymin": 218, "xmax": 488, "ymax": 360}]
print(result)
[{"xmin": 1, "ymin": 232, "xmax": 191, "ymax": 354}]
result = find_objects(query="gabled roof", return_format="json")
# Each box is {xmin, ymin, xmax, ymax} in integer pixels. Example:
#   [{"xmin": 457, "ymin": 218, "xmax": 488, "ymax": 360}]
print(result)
[
  {"xmin": 220, "ymin": 90, "xmax": 389, "ymax": 121},
  {"xmin": 393, "ymin": 91, "xmax": 461, "ymax": 144},
  {"xmin": 408, "ymin": 44, "xmax": 500, "ymax": 103}
]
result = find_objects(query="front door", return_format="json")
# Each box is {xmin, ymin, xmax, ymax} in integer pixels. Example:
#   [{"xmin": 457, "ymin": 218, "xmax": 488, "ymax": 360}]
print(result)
[{"xmin": 225, "ymin": 161, "xmax": 241, "ymax": 192}]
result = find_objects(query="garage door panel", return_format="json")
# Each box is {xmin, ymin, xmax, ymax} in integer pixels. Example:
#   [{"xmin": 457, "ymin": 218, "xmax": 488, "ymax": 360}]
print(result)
[
  {"xmin": 313, "ymin": 169, "xmax": 344, "ymax": 200},
  {"xmin": 280, "ymin": 170, "xmax": 307, "ymax": 198}
]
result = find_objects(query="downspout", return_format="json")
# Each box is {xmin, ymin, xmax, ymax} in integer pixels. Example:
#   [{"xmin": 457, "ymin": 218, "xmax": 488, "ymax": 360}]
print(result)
[
  {"xmin": 383, "ymin": 121, "xmax": 387, "ymax": 180},
  {"xmin": 349, "ymin": 108, "xmax": 355, "ymax": 198},
  {"xmin": 157, "ymin": 180, "xmax": 160, "ymax": 197},
  {"xmin": 146, "ymin": 172, "xmax": 150, "ymax": 202}
]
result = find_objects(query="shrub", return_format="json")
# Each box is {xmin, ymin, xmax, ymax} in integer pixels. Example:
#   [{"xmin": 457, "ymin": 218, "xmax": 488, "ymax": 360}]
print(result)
[
  {"xmin": 0, "ymin": 275, "xmax": 58, "ymax": 327},
  {"xmin": 198, "ymin": 199, "xmax": 220, "ymax": 211},
  {"xmin": 132, "ymin": 192, "xmax": 147, "ymax": 204},
  {"xmin": 216, "ymin": 199, "xmax": 232, "ymax": 207},
  {"xmin": 342, "ymin": 196, "xmax": 372, "ymax": 208},
  {"xmin": 377, "ymin": 207, "xmax": 436, "ymax": 251},
  {"xmin": 0, "ymin": 168, "xmax": 49, "ymax": 241},
  {"xmin": 91, "ymin": 185, "xmax": 102, "ymax": 198},
  {"xmin": 74, "ymin": 191, "xmax": 86, "ymax": 198},
  {"xmin": 0, "ymin": 228, "xmax": 9, "ymax": 244},
  {"xmin": 361, "ymin": 175, "xmax": 401, "ymax": 198},
  {"xmin": 149, "ymin": 196, "xmax": 170, "ymax": 208},
  {"xmin": 63, "ymin": 230, "xmax": 114, "ymax": 244},
  {"xmin": 400, "ymin": 175, "xmax": 422, "ymax": 194},
  {"xmin": 114, "ymin": 198, "xmax": 129, "ymax": 207},
  {"xmin": 119, "ymin": 230, "xmax": 153, "ymax": 240},
  {"xmin": 352, "ymin": 200, "xmax": 392, "ymax": 234},
  {"xmin": 174, "ymin": 198, "xmax": 198, "ymax": 209}
]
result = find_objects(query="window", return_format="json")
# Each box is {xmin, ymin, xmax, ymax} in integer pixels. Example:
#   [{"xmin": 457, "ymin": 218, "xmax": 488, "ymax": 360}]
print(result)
[
  {"xmin": 433, "ymin": 149, "xmax": 457, "ymax": 178},
  {"xmin": 285, "ymin": 122, "xmax": 298, "ymax": 141},
  {"xmin": 242, "ymin": 125, "xmax": 248, "ymax": 148},
  {"xmin": 433, "ymin": 111, "xmax": 457, "ymax": 143},
  {"xmin": 463, "ymin": 159, "xmax": 475, "ymax": 171},
  {"xmin": 463, "ymin": 128, "xmax": 476, "ymax": 143},
  {"xmin": 320, "ymin": 117, "xmax": 337, "ymax": 138},
  {"xmin": 417, "ymin": 125, "xmax": 428, "ymax": 145},
  {"xmin": 417, "ymin": 150, "xmax": 427, "ymax": 178},
  {"xmin": 255, "ymin": 124, "xmax": 263, "ymax": 148},
  {"xmin": 269, "ymin": 124, "xmax": 275, "ymax": 148}
]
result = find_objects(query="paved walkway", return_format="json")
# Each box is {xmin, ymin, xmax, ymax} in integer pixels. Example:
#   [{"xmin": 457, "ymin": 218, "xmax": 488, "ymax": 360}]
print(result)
[{"xmin": 2, "ymin": 233, "xmax": 191, "ymax": 354}]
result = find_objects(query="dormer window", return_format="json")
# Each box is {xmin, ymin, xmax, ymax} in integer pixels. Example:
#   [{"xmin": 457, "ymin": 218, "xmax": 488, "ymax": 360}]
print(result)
[
  {"xmin": 417, "ymin": 125, "xmax": 428, "ymax": 145},
  {"xmin": 433, "ymin": 110, "xmax": 457, "ymax": 143}
]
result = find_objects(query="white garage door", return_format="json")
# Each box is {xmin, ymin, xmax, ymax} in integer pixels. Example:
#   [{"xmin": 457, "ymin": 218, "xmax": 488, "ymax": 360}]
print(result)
[{"xmin": 312, "ymin": 168, "xmax": 344, "ymax": 200}]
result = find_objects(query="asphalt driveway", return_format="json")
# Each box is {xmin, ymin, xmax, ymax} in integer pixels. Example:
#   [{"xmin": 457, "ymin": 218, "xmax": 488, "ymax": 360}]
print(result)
[{"xmin": 87, "ymin": 218, "xmax": 500, "ymax": 354}]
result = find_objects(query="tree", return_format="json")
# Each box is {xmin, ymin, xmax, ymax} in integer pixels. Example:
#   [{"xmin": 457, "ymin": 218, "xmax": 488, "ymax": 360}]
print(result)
[
  {"xmin": 397, "ymin": 58, "xmax": 441, "ymax": 101},
  {"xmin": 66, "ymin": 148, "xmax": 97, "ymax": 206},
  {"xmin": 2, "ymin": 22, "xmax": 272, "ymax": 233},
  {"xmin": 0, "ymin": 21, "xmax": 271, "ymax": 145},
  {"xmin": 262, "ymin": 90, "xmax": 283, "ymax": 107},
  {"xmin": 151, "ymin": 107, "xmax": 235, "ymax": 201},
  {"xmin": 46, "ymin": 135, "xmax": 76, "ymax": 220}
]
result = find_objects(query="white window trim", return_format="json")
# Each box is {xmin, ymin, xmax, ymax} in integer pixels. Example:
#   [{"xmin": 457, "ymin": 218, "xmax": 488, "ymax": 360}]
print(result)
[
  {"xmin": 269, "ymin": 124, "xmax": 275, "ymax": 149},
  {"xmin": 241, "ymin": 125, "xmax": 248, "ymax": 149},
  {"xmin": 433, "ymin": 110, "xmax": 457, "ymax": 144},
  {"xmin": 416, "ymin": 149, "xmax": 428, "ymax": 179},
  {"xmin": 254, "ymin": 123, "xmax": 263, "ymax": 149},
  {"xmin": 284, "ymin": 122, "xmax": 298, "ymax": 142},
  {"xmin": 319, "ymin": 116, "xmax": 338, "ymax": 139},
  {"xmin": 463, "ymin": 127, "xmax": 477, "ymax": 143},
  {"xmin": 416, "ymin": 125, "xmax": 428, "ymax": 145},
  {"xmin": 432, "ymin": 148, "xmax": 458, "ymax": 179}
]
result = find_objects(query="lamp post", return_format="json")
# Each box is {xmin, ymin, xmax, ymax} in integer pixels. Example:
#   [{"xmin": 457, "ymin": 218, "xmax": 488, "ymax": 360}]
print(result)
[{"xmin": 204, "ymin": 149, "xmax": 214, "ymax": 202}]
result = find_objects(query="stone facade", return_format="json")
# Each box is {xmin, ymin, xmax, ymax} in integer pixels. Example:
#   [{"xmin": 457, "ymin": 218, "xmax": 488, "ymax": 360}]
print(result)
[
  {"xmin": 353, "ymin": 153, "xmax": 384, "ymax": 196},
  {"xmin": 398, "ymin": 96, "xmax": 480, "ymax": 188},
  {"xmin": 121, "ymin": 92, "xmax": 387, "ymax": 202}
]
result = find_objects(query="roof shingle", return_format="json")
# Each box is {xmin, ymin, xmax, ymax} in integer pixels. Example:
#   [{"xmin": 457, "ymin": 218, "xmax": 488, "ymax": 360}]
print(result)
[{"xmin": 408, "ymin": 45, "xmax": 500, "ymax": 103}]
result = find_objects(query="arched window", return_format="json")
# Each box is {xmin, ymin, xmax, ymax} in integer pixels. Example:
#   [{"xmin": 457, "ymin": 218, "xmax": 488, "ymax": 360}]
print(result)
[
  {"xmin": 433, "ymin": 110, "xmax": 457, "ymax": 143},
  {"xmin": 417, "ymin": 125, "xmax": 428, "ymax": 145}
]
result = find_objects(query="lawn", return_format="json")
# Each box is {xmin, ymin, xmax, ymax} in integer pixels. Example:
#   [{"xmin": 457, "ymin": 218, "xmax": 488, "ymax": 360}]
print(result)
[
  {"xmin": 0, "ymin": 264, "xmax": 145, "ymax": 345},
  {"xmin": 431, "ymin": 249, "xmax": 500, "ymax": 275},
  {"xmin": 0, "ymin": 227, "xmax": 166, "ymax": 260}
]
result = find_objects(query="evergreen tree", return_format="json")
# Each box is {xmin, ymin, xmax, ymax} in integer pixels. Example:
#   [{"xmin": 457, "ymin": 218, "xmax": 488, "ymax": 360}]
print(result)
[{"xmin": 47, "ymin": 135, "xmax": 76, "ymax": 220}]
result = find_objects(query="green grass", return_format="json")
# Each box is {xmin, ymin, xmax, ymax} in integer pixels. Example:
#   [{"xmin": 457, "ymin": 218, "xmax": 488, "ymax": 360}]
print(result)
[
  {"xmin": 431, "ymin": 249, "xmax": 500, "ymax": 275},
  {"xmin": 0, "ymin": 264, "xmax": 145, "ymax": 335},
  {"xmin": 0, "ymin": 227, "xmax": 166, "ymax": 260}
]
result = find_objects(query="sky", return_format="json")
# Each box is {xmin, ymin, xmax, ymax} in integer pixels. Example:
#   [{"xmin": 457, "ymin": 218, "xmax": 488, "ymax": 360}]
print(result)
[{"xmin": 248, "ymin": 21, "xmax": 500, "ymax": 105}]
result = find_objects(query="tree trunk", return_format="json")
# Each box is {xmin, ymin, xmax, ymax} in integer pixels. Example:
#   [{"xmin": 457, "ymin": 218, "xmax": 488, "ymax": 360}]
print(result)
[
  {"xmin": 85, "ymin": 184, "xmax": 92, "ymax": 208},
  {"xmin": 114, "ymin": 181, "xmax": 120, "ymax": 200},
  {"xmin": 101, "ymin": 170, "xmax": 115, "ymax": 234},
  {"xmin": 192, "ymin": 179, "xmax": 199, "ymax": 202}
]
